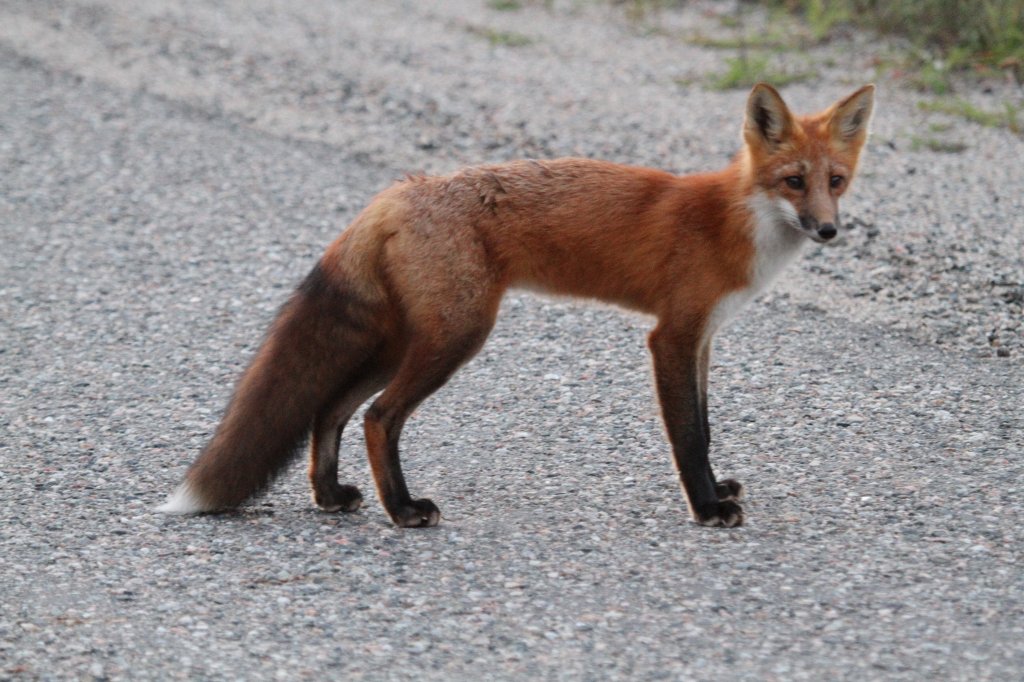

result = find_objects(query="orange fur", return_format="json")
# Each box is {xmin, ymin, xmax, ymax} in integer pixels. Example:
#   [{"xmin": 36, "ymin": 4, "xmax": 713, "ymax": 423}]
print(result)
[{"xmin": 159, "ymin": 84, "xmax": 874, "ymax": 528}]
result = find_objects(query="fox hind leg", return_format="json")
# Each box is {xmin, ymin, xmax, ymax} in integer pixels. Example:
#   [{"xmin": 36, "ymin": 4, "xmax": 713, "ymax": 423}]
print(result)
[
  {"xmin": 309, "ymin": 369, "xmax": 393, "ymax": 513},
  {"xmin": 364, "ymin": 320, "xmax": 496, "ymax": 528}
]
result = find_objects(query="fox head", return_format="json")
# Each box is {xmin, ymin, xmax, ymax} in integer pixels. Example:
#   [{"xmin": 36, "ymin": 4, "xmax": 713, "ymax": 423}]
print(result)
[{"xmin": 742, "ymin": 83, "xmax": 875, "ymax": 243}]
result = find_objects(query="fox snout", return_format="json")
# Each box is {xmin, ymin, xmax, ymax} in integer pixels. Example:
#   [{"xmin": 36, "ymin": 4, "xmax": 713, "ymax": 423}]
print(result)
[{"xmin": 799, "ymin": 214, "xmax": 839, "ymax": 242}]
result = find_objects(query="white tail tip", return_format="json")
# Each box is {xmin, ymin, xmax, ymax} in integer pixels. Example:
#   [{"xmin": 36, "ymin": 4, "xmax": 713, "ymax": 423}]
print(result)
[{"xmin": 156, "ymin": 482, "xmax": 207, "ymax": 514}]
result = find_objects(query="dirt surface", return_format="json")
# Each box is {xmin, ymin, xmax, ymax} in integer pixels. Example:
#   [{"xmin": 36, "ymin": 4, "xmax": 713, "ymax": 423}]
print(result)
[{"xmin": 1, "ymin": 1, "xmax": 1022, "ymax": 679}]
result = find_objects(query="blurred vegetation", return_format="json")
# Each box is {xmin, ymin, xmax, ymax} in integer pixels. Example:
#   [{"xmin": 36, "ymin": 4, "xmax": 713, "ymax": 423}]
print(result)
[
  {"xmin": 484, "ymin": 1, "xmax": 1023, "ymax": 134},
  {"xmin": 608, "ymin": 0, "xmax": 1024, "ymax": 136},
  {"xmin": 773, "ymin": 0, "xmax": 1024, "ymax": 75},
  {"xmin": 616, "ymin": 0, "xmax": 1024, "ymax": 83},
  {"xmin": 705, "ymin": 54, "xmax": 813, "ymax": 90},
  {"xmin": 774, "ymin": 0, "xmax": 1024, "ymax": 91},
  {"xmin": 466, "ymin": 23, "xmax": 535, "ymax": 47},
  {"xmin": 919, "ymin": 97, "xmax": 1022, "ymax": 133}
]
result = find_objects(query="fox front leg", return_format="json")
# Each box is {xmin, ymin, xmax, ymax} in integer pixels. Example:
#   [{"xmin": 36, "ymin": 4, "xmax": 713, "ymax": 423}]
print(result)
[
  {"xmin": 697, "ymin": 341, "xmax": 745, "ymax": 504},
  {"xmin": 649, "ymin": 323, "xmax": 743, "ymax": 527}
]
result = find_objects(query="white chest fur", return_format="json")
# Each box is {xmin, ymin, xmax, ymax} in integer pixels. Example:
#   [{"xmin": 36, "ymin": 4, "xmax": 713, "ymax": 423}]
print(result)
[{"xmin": 703, "ymin": 193, "xmax": 806, "ymax": 340}]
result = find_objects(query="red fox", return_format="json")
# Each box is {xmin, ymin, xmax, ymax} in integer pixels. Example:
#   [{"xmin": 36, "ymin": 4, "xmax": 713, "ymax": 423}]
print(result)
[{"xmin": 158, "ymin": 83, "xmax": 874, "ymax": 528}]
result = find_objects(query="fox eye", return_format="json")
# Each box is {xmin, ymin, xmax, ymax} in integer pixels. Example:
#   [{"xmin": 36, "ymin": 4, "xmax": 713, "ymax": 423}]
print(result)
[
  {"xmin": 784, "ymin": 176, "xmax": 805, "ymax": 190},
  {"xmin": 830, "ymin": 175, "xmax": 845, "ymax": 189}
]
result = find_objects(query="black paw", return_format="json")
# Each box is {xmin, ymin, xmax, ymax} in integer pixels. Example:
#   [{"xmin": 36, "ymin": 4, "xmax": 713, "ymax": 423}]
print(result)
[
  {"xmin": 391, "ymin": 498, "xmax": 441, "ymax": 528},
  {"xmin": 714, "ymin": 478, "xmax": 744, "ymax": 502},
  {"xmin": 694, "ymin": 500, "xmax": 744, "ymax": 528},
  {"xmin": 313, "ymin": 482, "xmax": 363, "ymax": 513}
]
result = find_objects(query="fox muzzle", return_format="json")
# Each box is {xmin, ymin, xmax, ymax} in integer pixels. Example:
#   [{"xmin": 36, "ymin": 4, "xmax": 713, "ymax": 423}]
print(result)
[
  {"xmin": 799, "ymin": 215, "xmax": 839, "ymax": 242},
  {"xmin": 817, "ymin": 223, "xmax": 838, "ymax": 240}
]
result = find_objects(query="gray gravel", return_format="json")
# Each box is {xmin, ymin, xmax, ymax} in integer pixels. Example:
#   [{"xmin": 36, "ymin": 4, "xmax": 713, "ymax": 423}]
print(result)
[{"xmin": 1, "ymin": 1, "xmax": 1022, "ymax": 679}]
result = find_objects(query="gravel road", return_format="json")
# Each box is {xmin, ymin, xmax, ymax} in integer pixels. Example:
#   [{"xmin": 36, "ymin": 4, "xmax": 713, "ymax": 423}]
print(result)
[{"xmin": 1, "ymin": 1, "xmax": 1022, "ymax": 679}]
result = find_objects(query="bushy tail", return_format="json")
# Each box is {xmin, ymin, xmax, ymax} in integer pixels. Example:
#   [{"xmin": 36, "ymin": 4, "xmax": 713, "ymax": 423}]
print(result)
[{"xmin": 158, "ymin": 264, "xmax": 379, "ymax": 513}]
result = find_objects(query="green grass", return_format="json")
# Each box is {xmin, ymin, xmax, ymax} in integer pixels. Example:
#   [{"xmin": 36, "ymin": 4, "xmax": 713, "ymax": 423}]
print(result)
[
  {"xmin": 801, "ymin": 0, "xmax": 852, "ymax": 42},
  {"xmin": 708, "ymin": 54, "xmax": 813, "ymax": 90},
  {"xmin": 910, "ymin": 136, "xmax": 969, "ymax": 153},
  {"xmin": 686, "ymin": 33, "xmax": 792, "ymax": 51},
  {"xmin": 487, "ymin": 0, "xmax": 557, "ymax": 9},
  {"xmin": 466, "ymin": 25, "xmax": 534, "ymax": 47},
  {"xmin": 487, "ymin": 0, "xmax": 523, "ymax": 10},
  {"xmin": 872, "ymin": 44, "xmax": 981, "ymax": 94},
  {"xmin": 907, "ymin": 61, "xmax": 955, "ymax": 95},
  {"xmin": 616, "ymin": 0, "xmax": 685, "ymax": 23},
  {"xmin": 919, "ymin": 98, "xmax": 1024, "ymax": 134}
]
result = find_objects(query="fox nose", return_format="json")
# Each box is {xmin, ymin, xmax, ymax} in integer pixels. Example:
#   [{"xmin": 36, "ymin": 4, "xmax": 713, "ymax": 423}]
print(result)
[{"xmin": 817, "ymin": 223, "xmax": 838, "ymax": 241}]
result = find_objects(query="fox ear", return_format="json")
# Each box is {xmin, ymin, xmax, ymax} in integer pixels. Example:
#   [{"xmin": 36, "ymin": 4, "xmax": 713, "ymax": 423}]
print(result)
[
  {"xmin": 744, "ymin": 83, "xmax": 795, "ymax": 149},
  {"xmin": 828, "ymin": 84, "xmax": 875, "ymax": 144}
]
